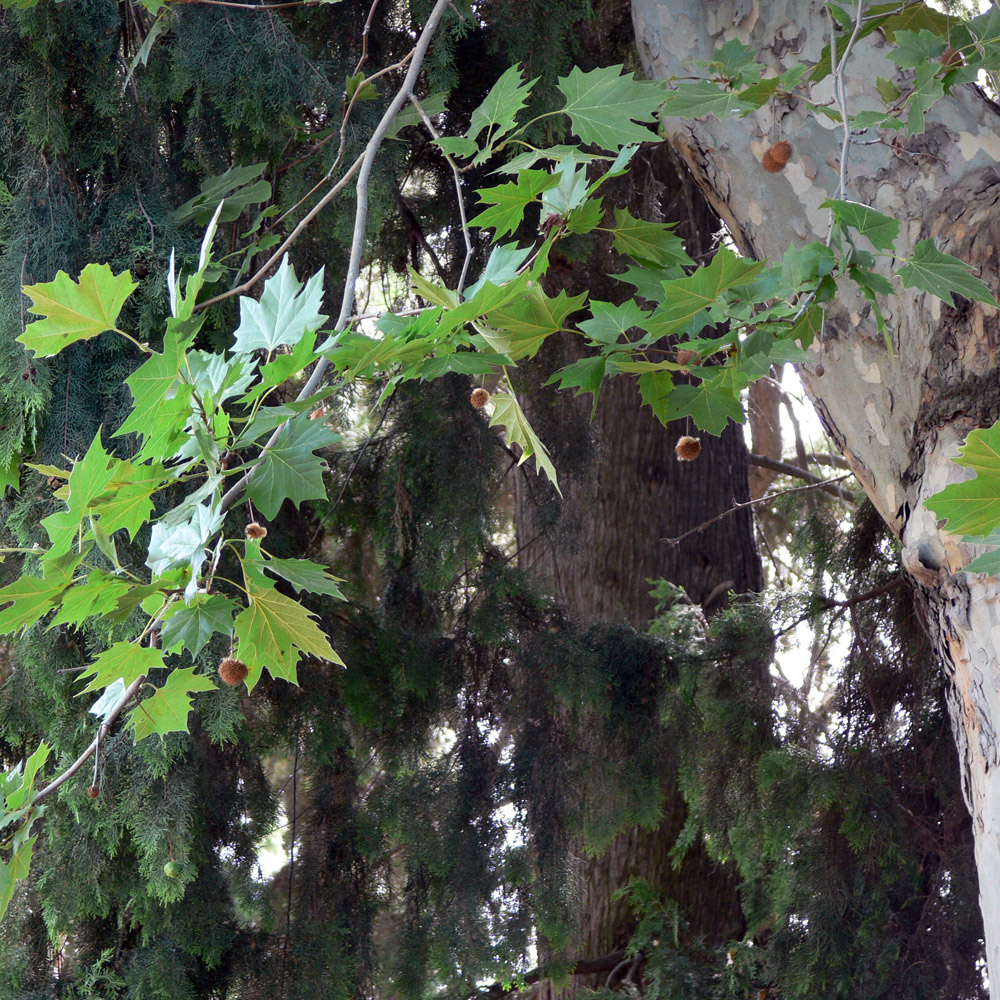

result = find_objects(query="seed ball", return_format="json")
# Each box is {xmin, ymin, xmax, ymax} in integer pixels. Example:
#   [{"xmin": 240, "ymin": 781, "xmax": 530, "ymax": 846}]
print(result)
[
  {"xmin": 814, "ymin": 363, "xmax": 825, "ymax": 377},
  {"xmin": 87, "ymin": 784, "xmax": 99, "ymax": 799},
  {"xmin": 470, "ymin": 388, "xmax": 490, "ymax": 409},
  {"xmin": 676, "ymin": 349, "xmax": 701, "ymax": 367},
  {"xmin": 219, "ymin": 657, "xmax": 249, "ymax": 686},
  {"xmin": 941, "ymin": 47, "xmax": 963, "ymax": 69},
  {"xmin": 762, "ymin": 140, "xmax": 793, "ymax": 173},
  {"xmin": 245, "ymin": 522, "xmax": 267, "ymax": 540},
  {"xmin": 675, "ymin": 435, "xmax": 702, "ymax": 462}
]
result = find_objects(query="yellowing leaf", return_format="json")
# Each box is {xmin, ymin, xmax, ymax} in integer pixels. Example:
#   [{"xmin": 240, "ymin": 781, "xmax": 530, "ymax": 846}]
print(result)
[{"xmin": 18, "ymin": 264, "xmax": 137, "ymax": 358}]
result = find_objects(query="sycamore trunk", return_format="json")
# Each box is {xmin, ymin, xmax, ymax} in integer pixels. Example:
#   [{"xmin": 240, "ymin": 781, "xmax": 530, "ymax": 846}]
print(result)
[{"xmin": 631, "ymin": 0, "xmax": 1000, "ymax": 987}]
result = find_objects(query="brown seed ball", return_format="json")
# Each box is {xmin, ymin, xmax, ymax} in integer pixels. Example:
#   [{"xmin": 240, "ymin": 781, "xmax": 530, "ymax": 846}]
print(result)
[
  {"xmin": 87, "ymin": 785, "xmax": 100, "ymax": 798},
  {"xmin": 470, "ymin": 388, "xmax": 490, "ymax": 409},
  {"xmin": 676, "ymin": 348, "xmax": 701, "ymax": 367},
  {"xmin": 245, "ymin": 522, "xmax": 268, "ymax": 540},
  {"xmin": 814, "ymin": 363, "xmax": 825, "ymax": 377},
  {"xmin": 941, "ymin": 47, "xmax": 963, "ymax": 69},
  {"xmin": 219, "ymin": 657, "xmax": 249, "ymax": 686},
  {"xmin": 675, "ymin": 436, "xmax": 702, "ymax": 462},
  {"xmin": 762, "ymin": 140, "xmax": 793, "ymax": 173}
]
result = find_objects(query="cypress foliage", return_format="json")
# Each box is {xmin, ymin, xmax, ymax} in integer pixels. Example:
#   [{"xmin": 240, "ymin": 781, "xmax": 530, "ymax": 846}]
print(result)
[{"xmin": 0, "ymin": 1, "xmax": 986, "ymax": 998}]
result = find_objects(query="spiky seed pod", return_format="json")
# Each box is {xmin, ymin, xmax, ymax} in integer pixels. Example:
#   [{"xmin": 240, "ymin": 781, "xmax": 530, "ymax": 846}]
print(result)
[
  {"xmin": 762, "ymin": 140, "xmax": 793, "ymax": 173},
  {"xmin": 245, "ymin": 522, "xmax": 267, "ymax": 540},
  {"xmin": 87, "ymin": 785, "xmax": 99, "ymax": 798},
  {"xmin": 676, "ymin": 348, "xmax": 701, "ymax": 367},
  {"xmin": 219, "ymin": 657, "xmax": 249, "ymax": 686},
  {"xmin": 675, "ymin": 435, "xmax": 702, "ymax": 461},
  {"xmin": 470, "ymin": 388, "xmax": 490, "ymax": 408}
]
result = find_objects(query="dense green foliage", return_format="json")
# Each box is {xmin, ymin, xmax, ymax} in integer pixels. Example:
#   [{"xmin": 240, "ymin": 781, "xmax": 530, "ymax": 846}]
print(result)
[{"xmin": 0, "ymin": 0, "xmax": 993, "ymax": 997}]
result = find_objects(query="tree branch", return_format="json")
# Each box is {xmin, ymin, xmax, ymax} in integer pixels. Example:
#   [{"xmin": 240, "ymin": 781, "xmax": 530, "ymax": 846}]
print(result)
[
  {"xmin": 748, "ymin": 453, "xmax": 857, "ymax": 502},
  {"xmin": 470, "ymin": 949, "xmax": 629, "ymax": 1000},
  {"xmin": 662, "ymin": 474, "xmax": 853, "ymax": 547}
]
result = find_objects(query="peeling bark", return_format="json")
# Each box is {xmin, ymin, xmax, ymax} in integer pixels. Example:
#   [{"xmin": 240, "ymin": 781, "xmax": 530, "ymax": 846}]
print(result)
[{"xmin": 630, "ymin": 0, "xmax": 1000, "ymax": 986}]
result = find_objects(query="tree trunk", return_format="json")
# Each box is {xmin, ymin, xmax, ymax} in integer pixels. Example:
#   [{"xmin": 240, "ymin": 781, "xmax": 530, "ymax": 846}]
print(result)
[
  {"xmin": 514, "ymin": 142, "xmax": 762, "ymax": 986},
  {"xmin": 630, "ymin": 0, "xmax": 1000, "ymax": 987}
]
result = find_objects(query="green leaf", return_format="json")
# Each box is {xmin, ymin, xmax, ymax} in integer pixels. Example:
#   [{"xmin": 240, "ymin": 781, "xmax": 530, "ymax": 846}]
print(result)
[
  {"xmin": 540, "ymin": 157, "xmax": 589, "ymax": 217},
  {"xmin": 663, "ymin": 381, "xmax": 744, "ymax": 435},
  {"xmin": 488, "ymin": 390, "xmax": 560, "ymax": 494},
  {"xmin": 246, "ymin": 414, "xmax": 338, "ymax": 520},
  {"xmin": 48, "ymin": 572, "xmax": 132, "ymax": 629},
  {"xmin": 658, "ymin": 80, "xmax": 756, "ymax": 119},
  {"xmin": 579, "ymin": 300, "xmax": 650, "ymax": 345},
  {"xmin": 898, "ymin": 239, "xmax": 998, "ymax": 306},
  {"xmin": 467, "ymin": 64, "xmax": 537, "ymax": 147},
  {"xmin": 906, "ymin": 62, "xmax": 945, "ymax": 136},
  {"xmin": 232, "ymin": 259, "xmax": 327, "ymax": 352},
  {"xmin": 822, "ymin": 199, "xmax": 900, "ymax": 251},
  {"xmin": 698, "ymin": 38, "xmax": 762, "ymax": 87},
  {"xmin": 0, "ymin": 454, "xmax": 20, "ymax": 494},
  {"xmin": 171, "ymin": 162, "xmax": 271, "ymax": 226},
  {"xmin": 114, "ymin": 324, "xmax": 196, "ymax": 461},
  {"xmin": 261, "ymin": 557, "xmax": 346, "ymax": 598},
  {"xmin": 462, "ymin": 244, "xmax": 532, "ymax": 302},
  {"xmin": 160, "ymin": 595, "xmax": 238, "ymax": 657},
  {"xmin": 648, "ymin": 247, "xmax": 768, "ymax": 339},
  {"xmin": 889, "ymin": 28, "xmax": 946, "ymax": 68},
  {"xmin": 637, "ymin": 370, "xmax": 674, "ymax": 425},
  {"xmin": 609, "ymin": 208, "xmax": 693, "ymax": 268},
  {"xmin": 470, "ymin": 170, "xmax": 560, "ymax": 238},
  {"xmin": 89, "ymin": 459, "xmax": 168, "ymax": 541},
  {"xmin": 546, "ymin": 355, "xmax": 607, "ymax": 414},
  {"xmin": 235, "ymin": 574, "xmax": 342, "ymax": 690},
  {"xmin": 877, "ymin": 76, "xmax": 902, "ymax": 103},
  {"xmin": 964, "ymin": 545, "xmax": 1000, "ymax": 575},
  {"xmin": 386, "ymin": 93, "xmax": 448, "ymax": 138},
  {"xmin": 557, "ymin": 65, "xmax": 663, "ymax": 148},
  {"xmin": 18, "ymin": 264, "xmax": 137, "ymax": 358},
  {"xmin": 926, "ymin": 422, "xmax": 1000, "ymax": 536},
  {"xmin": 78, "ymin": 642, "xmax": 166, "ymax": 696},
  {"xmin": 128, "ymin": 668, "xmax": 217, "ymax": 741},
  {"xmin": 0, "ymin": 575, "xmax": 73, "ymax": 634},
  {"xmin": 345, "ymin": 71, "xmax": 376, "ymax": 101},
  {"xmin": 485, "ymin": 287, "xmax": 586, "ymax": 359}
]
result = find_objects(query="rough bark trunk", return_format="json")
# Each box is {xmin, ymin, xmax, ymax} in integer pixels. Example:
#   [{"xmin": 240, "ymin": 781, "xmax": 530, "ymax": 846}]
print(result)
[
  {"xmin": 630, "ymin": 0, "xmax": 1000, "ymax": 986},
  {"xmin": 513, "ymin": 142, "xmax": 762, "ymax": 990}
]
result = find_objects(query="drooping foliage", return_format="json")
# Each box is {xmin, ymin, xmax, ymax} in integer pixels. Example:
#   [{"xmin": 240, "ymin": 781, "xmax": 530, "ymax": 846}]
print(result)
[{"xmin": 0, "ymin": 0, "xmax": 991, "ymax": 998}]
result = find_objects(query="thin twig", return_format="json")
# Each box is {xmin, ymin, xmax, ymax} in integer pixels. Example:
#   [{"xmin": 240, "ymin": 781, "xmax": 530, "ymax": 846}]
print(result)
[
  {"xmin": 662, "ymin": 475, "xmax": 852, "ymax": 547},
  {"xmin": 748, "ymin": 453, "xmax": 856, "ymax": 502},
  {"xmin": 408, "ymin": 93, "xmax": 474, "ymax": 294}
]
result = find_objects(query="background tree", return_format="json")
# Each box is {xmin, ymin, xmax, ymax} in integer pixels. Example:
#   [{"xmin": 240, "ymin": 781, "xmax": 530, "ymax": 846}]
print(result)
[{"xmin": 0, "ymin": 1, "xmax": 991, "ymax": 999}]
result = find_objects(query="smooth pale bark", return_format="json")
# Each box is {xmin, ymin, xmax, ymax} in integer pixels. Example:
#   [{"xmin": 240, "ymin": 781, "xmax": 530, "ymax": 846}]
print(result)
[{"xmin": 631, "ymin": 0, "xmax": 1000, "ymax": 987}]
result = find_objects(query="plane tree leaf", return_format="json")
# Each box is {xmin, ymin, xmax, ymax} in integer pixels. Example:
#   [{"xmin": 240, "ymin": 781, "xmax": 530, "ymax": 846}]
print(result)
[
  {"xmin": 128, "ymin": 668, "xmax": 217, "ymax": 741},
  {"xmin": 926, "ymin": 422, "xmax": 1000, "ymax": 537},
  {"xmin": 234, "ymin": 574, "xmax": 342, "ymax": 691},
  {"xmin": 898, "ymin": 239, "xmax": 999, "ymax": 307},
  {"xmin": 232, "ymin": 259, "xmax": 327, "ymax": 353},
  {"xmin": 246, "ymin": 413, "xmax": 338, "ymax": 520},
  {"xmin": 78, "ymin": 642, "xmax": 166, "ymax": 696},
  {"xmin": 470, "ymin": 170, "xmax": 559, "ymax": 238},
  {"xmin": 18, "ymin": 264, "xmax": 137, "ymax": 358},
  {"xmin": 160, "ymin": 595, "xmax": 238, "ymax": 658},
  {"xmin": 261, "ymin": 557, "xmax": 346, "ymax": 599},
  {"xmin": 557, "ymin": 65, "xmax": 663, "ymax": 149},
  {"xmin": 488, "ymin": 390, "xmax": 561, "ymax": 494}
]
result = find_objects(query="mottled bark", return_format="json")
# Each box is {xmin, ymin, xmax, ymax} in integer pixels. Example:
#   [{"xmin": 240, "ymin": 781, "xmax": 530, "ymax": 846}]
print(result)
[
  {"xmin": 514, "ymin": 143, "xmax": 761, "ymax": 990},
  {"xmin": 631, "ymin": 0, "xmax": 1000, "ymax": 986}
]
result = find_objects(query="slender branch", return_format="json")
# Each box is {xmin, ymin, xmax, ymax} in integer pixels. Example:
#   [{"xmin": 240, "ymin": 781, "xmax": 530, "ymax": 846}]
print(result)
[
  {"xmin": 662, "ymin": 474, "xmax": 852, "ymax": 547},
  {"xmin": 218, "ymin": 0, "xmax": 453, "ymax": 513},
  {"xmin": 408, "ymin": 93, "xmax": 474, "ymax": 295},
  {"xmin": 33, "ymin": 672, "xmax": 147, "ymax": 803},
  {"xmin": 748, "ymin": 453, "xmax": 857, "ymax": 502}
]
